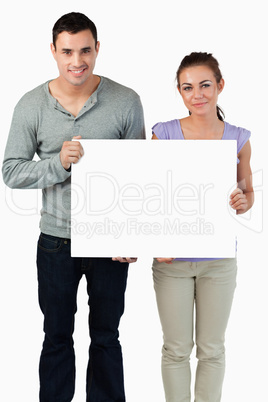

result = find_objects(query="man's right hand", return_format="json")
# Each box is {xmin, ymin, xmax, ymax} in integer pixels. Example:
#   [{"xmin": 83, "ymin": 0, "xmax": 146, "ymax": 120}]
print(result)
[{"xmin": 60, "ymin": 136, "xmax": 84, "ymax": 170}]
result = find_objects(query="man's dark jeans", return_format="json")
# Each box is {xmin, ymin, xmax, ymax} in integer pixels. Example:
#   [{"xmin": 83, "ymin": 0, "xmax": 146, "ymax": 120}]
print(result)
[{"xmin": 37, "ymin": 233, "xmax": 129, "ymax": 402}]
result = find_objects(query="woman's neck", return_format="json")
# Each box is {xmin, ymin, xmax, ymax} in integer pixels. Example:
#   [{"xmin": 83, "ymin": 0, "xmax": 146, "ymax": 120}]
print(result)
[{"xmin": 180, "ymin": 115, "xmax": 224, "ymax": 140}]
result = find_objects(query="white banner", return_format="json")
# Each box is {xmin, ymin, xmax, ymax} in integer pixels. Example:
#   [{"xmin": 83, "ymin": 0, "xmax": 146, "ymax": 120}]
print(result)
[{"xmin": 71, "ymin": 140, "xmax": 237, "ymax": 258}]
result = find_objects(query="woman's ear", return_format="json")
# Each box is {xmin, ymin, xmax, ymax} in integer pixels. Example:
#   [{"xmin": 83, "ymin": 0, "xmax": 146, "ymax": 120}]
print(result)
[{"xmin": 218, "ymin": 78, "xmax": 225, "ymax": 94}]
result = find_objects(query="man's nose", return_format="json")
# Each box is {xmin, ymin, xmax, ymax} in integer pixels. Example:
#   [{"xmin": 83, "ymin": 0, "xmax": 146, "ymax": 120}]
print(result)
[{"xmin": 72, "ymin": 52, "xmax": 83, "ymax": 67}]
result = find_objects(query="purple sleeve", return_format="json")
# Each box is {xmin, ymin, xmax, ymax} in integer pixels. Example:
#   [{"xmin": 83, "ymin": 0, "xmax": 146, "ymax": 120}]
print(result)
[
  {"xmin": 152, "ymin": 122, "xmax": 166, "ymax": 139},
  {"xmin": 224, "ymin": 123, "xmax": 251, "ymax": 164},
  {"xmin": 237, "ymin": 127, "xmax": 251, "ymax": 154}
]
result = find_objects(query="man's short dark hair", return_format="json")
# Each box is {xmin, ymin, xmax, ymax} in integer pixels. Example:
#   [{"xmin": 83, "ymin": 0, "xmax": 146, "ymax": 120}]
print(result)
[{"xmin": 52, "ymin": 12, "xmax": 98, "ymax": 48}]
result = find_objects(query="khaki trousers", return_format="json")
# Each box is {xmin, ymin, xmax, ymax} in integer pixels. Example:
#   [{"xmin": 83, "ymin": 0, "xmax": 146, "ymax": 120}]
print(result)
[{"xmin": 152, "ymin": 258, "xmax": 237, "ymax": 402}]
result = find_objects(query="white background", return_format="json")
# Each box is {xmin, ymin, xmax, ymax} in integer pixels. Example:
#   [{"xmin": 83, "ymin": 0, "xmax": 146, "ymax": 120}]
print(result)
[{"xmin": 0, "ymin": 0, "xmax": 267, "ymax": 401}]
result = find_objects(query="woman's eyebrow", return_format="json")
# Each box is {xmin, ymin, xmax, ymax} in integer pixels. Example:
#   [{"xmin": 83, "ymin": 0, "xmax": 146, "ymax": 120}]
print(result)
[
  {"xmin": 181, "ymin": 79, "xmax": 213, "ymax": 87},
  {"xmin": 199, "ymin": 80, "xmax": 212, "ymax": 84}
]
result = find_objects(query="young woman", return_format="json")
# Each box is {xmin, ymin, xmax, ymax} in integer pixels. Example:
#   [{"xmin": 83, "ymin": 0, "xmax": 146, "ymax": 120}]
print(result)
[{"xmin": 152, "ymin": 52, "xmax": 254, "ymax": 402}]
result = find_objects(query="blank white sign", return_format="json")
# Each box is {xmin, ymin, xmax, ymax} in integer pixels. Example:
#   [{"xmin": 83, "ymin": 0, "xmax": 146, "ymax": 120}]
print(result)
[{"xmin": 71, "ymin": 140, "xmax": 237, "ymax": 258}]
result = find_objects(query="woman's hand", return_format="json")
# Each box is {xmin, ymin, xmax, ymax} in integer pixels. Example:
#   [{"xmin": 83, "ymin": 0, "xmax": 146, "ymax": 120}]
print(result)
[
  {"xmin": 234, "ymin": 140, "xmax": 254, "ymax": 214},
  {"xmin": 229, "ymin": 188, "xmax": 248, "ymax": 214},
  {"xmin": 156, "ymin": 258, "xmax": 175, "ymax": 264}
]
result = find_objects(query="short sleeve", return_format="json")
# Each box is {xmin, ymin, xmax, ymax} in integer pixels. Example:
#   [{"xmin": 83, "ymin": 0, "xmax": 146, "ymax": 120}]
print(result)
[
  {"xmin": 152, "ymin": 119, "xmax": 183, "ymax": 139},
  {"xmin": 237, "ymin": 127, "xmax": 251, "ymax": 154},
  {"xmin": 152, "ymin": 122, "xmax": 167, "ymax": 139},
  {"xmin": 223, "ymin": 122, "xmax": 251, "ymax": 164}
]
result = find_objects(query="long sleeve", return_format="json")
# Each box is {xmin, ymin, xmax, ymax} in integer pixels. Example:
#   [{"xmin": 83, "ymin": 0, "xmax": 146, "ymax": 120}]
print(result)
[
  {"xmin": 2, "ymin": 97, "xmax": 71, "ymax": 190},
  {"xmin": 2, "ymin": 77, "xmax": 145, "ymax": 239}
]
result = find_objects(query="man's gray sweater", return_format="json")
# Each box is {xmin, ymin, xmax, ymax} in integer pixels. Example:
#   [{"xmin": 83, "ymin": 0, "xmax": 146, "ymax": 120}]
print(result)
[{"xmin": 3, "ymin": 76, "xmax": 145, "ymax": 238}]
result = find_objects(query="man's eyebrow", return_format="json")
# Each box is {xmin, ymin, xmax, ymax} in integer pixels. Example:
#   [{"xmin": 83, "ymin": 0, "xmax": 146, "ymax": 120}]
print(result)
[{"xmin": 61, "ymin": 47, "xmax": 92, "ymax": 52}]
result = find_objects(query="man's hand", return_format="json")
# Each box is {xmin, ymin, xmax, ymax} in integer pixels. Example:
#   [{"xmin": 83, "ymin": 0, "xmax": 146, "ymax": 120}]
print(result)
[
  {"xmin": 112, "ymin": 257, "xmax": 138, "ymax": 263},
  {"xmin": 60, "ymin": 135, "xmax": 84, "ymax": 170}
]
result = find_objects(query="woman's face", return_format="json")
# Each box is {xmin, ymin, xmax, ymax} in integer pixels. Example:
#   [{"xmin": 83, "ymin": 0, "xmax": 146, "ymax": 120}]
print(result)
[{"xmin": 178, "ymin": 65, "xmax": 224, "ymax": 118}]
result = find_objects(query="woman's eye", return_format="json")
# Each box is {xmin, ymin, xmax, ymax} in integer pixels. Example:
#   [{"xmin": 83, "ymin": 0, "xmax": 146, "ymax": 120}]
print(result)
[{"xmin": 183, "ymin": 86, "xmax": 192, "ymax": 91}]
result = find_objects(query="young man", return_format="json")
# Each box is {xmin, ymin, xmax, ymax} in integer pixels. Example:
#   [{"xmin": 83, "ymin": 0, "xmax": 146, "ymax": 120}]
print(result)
[{"xmin": 2, "ymin": 12, "xmax": 145, "ymax": 402}]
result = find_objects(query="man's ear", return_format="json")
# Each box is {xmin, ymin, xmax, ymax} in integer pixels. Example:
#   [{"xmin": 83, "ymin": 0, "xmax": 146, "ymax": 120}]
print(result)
[
  {"xmin": 50, "ymin": 43, "xmax": 56, "ymax": 60},
  {"xmin": 95, "ymin": 41, "xmax": 100, "ymax": 56}
]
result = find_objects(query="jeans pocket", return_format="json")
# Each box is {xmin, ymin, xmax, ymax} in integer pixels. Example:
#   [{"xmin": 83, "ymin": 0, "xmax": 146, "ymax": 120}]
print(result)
[{"xmin": 38, "ymin": 233, "xmax": 63, "ymax": 253}]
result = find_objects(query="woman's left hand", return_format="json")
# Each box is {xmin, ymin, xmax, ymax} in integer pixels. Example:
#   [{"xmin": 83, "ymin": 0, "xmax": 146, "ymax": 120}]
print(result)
[
  {"xmin": 229, "ymin": 188, "xmax": 248, "ymax": 213},
  {"xmin": 156, "ymin": 258, "xmax": 175, "ymax": 264}
]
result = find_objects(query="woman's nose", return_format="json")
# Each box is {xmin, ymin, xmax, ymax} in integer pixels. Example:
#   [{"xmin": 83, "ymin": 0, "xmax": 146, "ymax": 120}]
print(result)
[{"xmin": 193, "ymin": 87, "xmax": 203, "ymax": 98}]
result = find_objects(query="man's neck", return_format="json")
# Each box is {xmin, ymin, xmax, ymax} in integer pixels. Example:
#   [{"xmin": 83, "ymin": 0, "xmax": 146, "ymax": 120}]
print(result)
[
  {"xmin": 48, "ymin": 75, "xmax": 101, "ymax": 117},
  {"xmin": 50, "ymin": 74, "xmax": 101, "ymax": 100}
]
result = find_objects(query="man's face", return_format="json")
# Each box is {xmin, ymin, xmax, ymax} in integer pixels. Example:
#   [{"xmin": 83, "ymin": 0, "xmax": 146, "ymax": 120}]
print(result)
[{"xmin": 51, "ymin": 29, "xmax": 100, "ymax": 87}]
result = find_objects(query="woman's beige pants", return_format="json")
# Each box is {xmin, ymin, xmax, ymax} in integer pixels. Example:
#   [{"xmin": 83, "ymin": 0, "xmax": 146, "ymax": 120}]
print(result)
[{"xmin": 152, "ymin": 258, "xmax": 237, "ymax": 402}]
